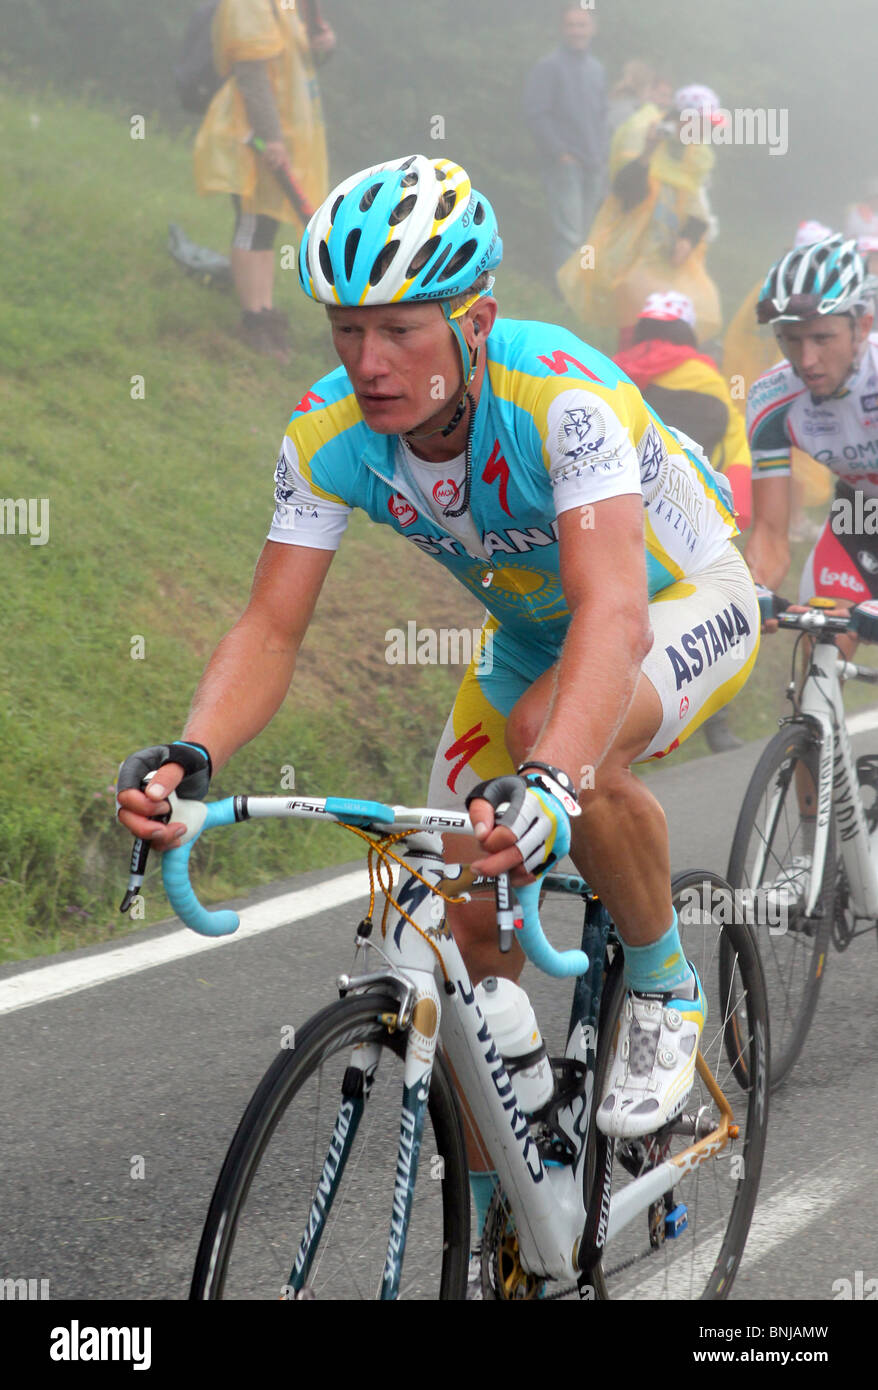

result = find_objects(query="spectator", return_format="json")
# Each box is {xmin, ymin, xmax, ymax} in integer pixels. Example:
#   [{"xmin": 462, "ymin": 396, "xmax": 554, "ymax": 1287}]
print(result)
[
  {"xmin": 608, "ymin": 60, "xmax": 658, "ymax": 134},
  {"xmin": 845, "ymin": 179, "xmax": 878, "ymax": 274},
  {"xmin": 194, "ymin": 0, "xmax": 334, "ymax": 358},
  {"xmin": 524, "ymin": 3, "xmax": 608, "ymax": 276},
  {"xmin": 558, "ymin": 83, "xmax": 724, "ymax": 350}
]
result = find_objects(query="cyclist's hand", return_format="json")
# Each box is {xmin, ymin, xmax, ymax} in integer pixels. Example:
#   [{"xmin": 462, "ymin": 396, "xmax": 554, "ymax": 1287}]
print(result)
[
  {"xmin": 115, "ymin": 742, "xmax": 212, "ymax": 850},
  {"xmin": 466, "ymin": 775, "xmax": 572, "ymax": 884},
  {"xmin": 754, "ymin": 584, "xmax": 791, "ymax": 633},
  {"xmin": 848, "ymin": 599, "xmax": 878, "ymax": 642}
]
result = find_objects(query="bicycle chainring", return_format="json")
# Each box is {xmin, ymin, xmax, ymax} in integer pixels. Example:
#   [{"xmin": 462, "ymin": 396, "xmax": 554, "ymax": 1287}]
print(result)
[{"xmin": 480, "ymin": 1190, "xmax": 546, "ymax": 1300}]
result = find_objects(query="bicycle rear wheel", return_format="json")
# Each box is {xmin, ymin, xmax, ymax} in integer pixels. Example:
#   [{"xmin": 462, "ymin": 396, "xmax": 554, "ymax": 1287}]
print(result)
[
  {"xmin": 592, "ymin": 871, "xmax": 769, "ymax": 1300},
  {"xmin": 726, "ymin": 724, "xmax": 834, "ymax": 1088},
  {"xmin": 190, "ymin": 992, "xmax": 470, "ymax": 1300}
]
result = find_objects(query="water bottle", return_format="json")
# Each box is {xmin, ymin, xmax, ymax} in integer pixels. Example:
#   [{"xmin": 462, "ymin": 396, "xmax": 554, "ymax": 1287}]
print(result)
[{"xmin": 475, "ymin": 976, "xmax": 555, "ymax": 1116}]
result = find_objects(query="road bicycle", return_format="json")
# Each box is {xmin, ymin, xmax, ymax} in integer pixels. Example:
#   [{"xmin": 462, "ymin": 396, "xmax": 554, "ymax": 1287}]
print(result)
[
  {"xmin": 145, "ymin": 787, "xmax": 769, "ymax": 1300},
  {"xmin": 726, "ymin": 602, "xmax": 878, "ymax": 1088}
]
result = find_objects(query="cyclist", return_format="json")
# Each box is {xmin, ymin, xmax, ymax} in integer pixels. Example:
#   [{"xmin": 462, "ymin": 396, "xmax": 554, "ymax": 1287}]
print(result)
[
  {"xmin": 116, "ymin": 156, "xmax": 759, "ymax": 1238},
  {"xmin": 744, "ymin": 234, "xmax": 878, "ymax": 636},
  {"xmin": 614, "ymin": 289, "xmax": 752, "ymax": 752}
]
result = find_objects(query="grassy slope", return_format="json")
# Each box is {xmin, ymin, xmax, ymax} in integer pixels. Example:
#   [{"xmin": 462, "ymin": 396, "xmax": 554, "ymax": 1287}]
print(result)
[{"xmin": 1, "ymin": 84, "xmax": 874, "ymax": 959}]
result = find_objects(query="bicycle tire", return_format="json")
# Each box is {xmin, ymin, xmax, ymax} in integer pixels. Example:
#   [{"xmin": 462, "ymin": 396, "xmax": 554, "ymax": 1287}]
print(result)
[
  {"xmin": 726, "ymin": 724, "xmax": 834, "ymax": 1089},
  {"xmin": 190, "ymin": 992, "xmax": 470, "ymax": 1300},
  {"xmin": 591, "ymin": 870, "xmax": 770, "ymax": 1300}
]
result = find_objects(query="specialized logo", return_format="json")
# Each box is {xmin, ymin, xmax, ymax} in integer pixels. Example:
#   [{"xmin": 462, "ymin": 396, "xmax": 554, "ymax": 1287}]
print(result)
[
  {"xmin": 444, "ymin": 722, "xmax": 491, "ymax": 793},
  {"xmin": 556, "ymin": 406, "xmax": 607, "ymax": 463},
  {"xmin": 537, "ymin": 348, "xmax": 601, "ymax": 382},
  {"xmin": 664, "ymin": 604, "xmax": 752, "ymax": 689},
  {"xmin": 482, "ymin": 439, "xmax": 512, "ymax": 516},
  {"xmin": 679, "ymin": 695, "xmax": 689, "ymax": 718},
  {"xmin": 388, "ymin": 493, "xmax": 418, "ymax": 527},
  {"xmin": 432, "ymin": 479, "xmax": 460, "ymax": 509},
  {"xmin": 293, "ymin": 389, "xmax": 326, "ymax": 414}
]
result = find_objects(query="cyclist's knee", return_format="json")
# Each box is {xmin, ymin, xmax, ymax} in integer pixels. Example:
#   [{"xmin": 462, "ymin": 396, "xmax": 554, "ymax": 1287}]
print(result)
[{"xmin": 445, "ymin": 899, "xmax": 524, "ymax": 986}]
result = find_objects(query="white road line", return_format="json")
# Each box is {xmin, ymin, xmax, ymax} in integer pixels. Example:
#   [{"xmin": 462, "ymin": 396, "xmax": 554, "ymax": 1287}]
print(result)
[
  {"xmin": 848, "ymin": 706, "xmax": 878, "ymax": 736},
  {"xmin": 613, "ymin": 1153, "xmax": 853, "ymax": 1299},
  {"xmin": 0, "ymin": 871, "xmax": 371, "ymax": 1017}
]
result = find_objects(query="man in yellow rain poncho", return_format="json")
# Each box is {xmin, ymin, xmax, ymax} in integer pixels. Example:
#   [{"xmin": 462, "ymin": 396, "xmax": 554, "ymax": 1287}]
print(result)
[
  {"xmin": 558, "ymin": 83, "xmax": 724, "ymax": 351},
  {"xmin": 194, "ymin": 0, "xmax": 332, "ymax": 358},
  {"xmin": 722, "ymin": 220, "xmax": 835, "ymax": 536}
]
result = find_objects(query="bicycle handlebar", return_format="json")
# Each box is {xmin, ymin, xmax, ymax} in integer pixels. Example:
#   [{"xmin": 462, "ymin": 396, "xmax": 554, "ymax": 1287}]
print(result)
[{"xmin": 157, "ymin": 793, "xmax": 589, "ymax": 977}]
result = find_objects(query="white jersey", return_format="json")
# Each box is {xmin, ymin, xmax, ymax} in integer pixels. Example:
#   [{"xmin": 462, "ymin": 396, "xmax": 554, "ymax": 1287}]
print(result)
[{"xmin": 747, "ymin": 334, "xmax": 878, "ymax": 495}]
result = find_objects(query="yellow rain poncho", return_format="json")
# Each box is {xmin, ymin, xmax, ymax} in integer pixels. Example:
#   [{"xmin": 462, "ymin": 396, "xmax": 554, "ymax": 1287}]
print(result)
[
  {"xmin": 722, "ymin": 284, "xmax": 832, "ymax": 508},
  {"xmin": 558, "ymin": 104, "xmax": 722, "ymax": 346},
  {"xmin": 193, "ymin": 0, "xmax": 328, "ymax": 230}
]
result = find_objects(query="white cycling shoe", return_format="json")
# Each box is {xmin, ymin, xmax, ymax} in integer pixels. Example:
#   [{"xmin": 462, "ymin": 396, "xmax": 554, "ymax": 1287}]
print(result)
[{"xmin": 596, "ymin": 967, "xmax": 707, "ymax": 1140}]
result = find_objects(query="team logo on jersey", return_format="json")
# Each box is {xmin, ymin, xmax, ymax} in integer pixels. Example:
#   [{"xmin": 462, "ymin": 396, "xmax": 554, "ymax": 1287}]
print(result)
[
  {"xmin": 557, "ymin": 406, "xmax": 607, "ymax": 463},
  {"xmin": 274, "ymin": 453, "xmax": 295, "ymax": 503},
  {"xmin": 679, "ymin": 696, "xmax": 689, "ymax": 718},
  {"xmin": 388, "ymin": 493, "xmax": 418, "ymax": 527},
  {"xmin": 664, "ymin": 604, "xmax": 752, "ymax": 690},
  {"xmin": 638, "ymin": 426, "xmax": 669, "ymax": 504},
  {"xmin": 433, "ymin": 479, "xmax": 460, "ymax": 509},
  {"xmin": 803, "ymin": 407, "xmax": 838, "ymax": 437},
  {"xmin": 861, "ymin": 393, "xmax": 878, "ymax": 412}
]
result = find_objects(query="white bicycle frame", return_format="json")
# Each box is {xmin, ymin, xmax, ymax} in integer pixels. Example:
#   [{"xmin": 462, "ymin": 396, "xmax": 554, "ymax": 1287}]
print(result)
[
  {"xmin": 755, "ymin": 629, "xmax": 878, "ymax": 920},
  {"xmin": 162, "ymin": 794, "xmax": 739, "ymax": 1292}
]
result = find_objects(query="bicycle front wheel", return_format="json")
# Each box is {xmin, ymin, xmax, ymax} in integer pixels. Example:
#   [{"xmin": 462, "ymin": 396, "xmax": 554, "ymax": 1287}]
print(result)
[
  {"xmin": 726, "ymin": 723, "xmax": 834, "ymax": 1088},
  {"xmin": 592, "ymin": 871, "xmax": 769, "ymax": 1300},
  {"xmin": 190, "ymin": 992, "xmax": 470, "ymax": 1300}
]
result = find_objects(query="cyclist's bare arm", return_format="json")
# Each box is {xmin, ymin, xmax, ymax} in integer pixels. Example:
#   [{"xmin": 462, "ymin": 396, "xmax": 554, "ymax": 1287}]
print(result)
[
  {"xmin": 744, "ymin": 475, "xmax": 792, "ymax": 590},
  {"xmin": 117, "ymin": 540, "xmax": 334, "ymax": 848}
]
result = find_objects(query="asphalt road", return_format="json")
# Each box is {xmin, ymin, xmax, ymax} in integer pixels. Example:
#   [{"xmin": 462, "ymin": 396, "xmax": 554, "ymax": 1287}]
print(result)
[{"xmin": 1, "ymin": 732, "xmax": 876, "ymax": 1307}]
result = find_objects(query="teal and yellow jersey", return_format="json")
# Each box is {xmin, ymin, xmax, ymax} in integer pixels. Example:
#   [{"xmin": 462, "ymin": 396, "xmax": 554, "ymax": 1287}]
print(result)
[{"xmin": 268, "ymin": 318, "xmax": 738, "ymax": 655}]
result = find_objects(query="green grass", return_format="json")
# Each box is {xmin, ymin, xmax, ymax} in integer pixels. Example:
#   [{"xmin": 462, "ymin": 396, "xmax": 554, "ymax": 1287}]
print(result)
[{"xmin": 1, "ymin": 82, "xmax": 875, "ymax": 960}]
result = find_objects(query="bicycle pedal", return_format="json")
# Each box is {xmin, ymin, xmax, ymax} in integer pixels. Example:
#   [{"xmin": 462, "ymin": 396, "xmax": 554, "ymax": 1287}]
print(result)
[{"xmin": 664, "ymin": 1203, "xmax": 688, "ymax": 1238}]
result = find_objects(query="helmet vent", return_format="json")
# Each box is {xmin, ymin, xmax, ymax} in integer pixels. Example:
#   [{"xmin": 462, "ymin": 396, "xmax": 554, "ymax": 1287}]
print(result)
[
  {"xmin": 344, "ymin": 228, "xmax": 361, "ymax": 279},
  {"xmin": 389, "ymin": 194, "xmax": 417, "ymax": 226},
  {"xmin": 330, "ymin": 194, "xmax": 344, "ymax": 223},
  {"xmin": 407, "ymin": 235, "xmax": 442, "ymax": 278},
  {"xmin": 400, "ymin": 171, "xmax": 419, "ymax": 188},
  {"xmin": 473, "ymin": 201, "xmax": 486, "ymax": 225},
  {"xmin": 438, "ymin": 239, "xmax": 477, "ymax": 282},
  {"xmin": 435, "ymin": 190, "xmax": 458, "ymax": 221},
  {"xmin": 420, "ymin": 243, "xmax": 452, "ymax": 286},
  {"xmin": 359, "ymin": 182, "xmax": 383, "ymax": 212},
  {"xmin": 369, "ymin": 241, "xmax": 400, "ymax": 286},
  {"xmin": 318, "ymin": 239, "xmax": 334, "ymax": 285}
]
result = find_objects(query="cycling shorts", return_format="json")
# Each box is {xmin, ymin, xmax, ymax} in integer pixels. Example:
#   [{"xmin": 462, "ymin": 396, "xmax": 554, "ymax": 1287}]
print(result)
[
  {"xmin": 798, "ymin": 482, "xmax": 878, "ymax": 605},
  {"xmin": 427, "ymin": 543, "xmax": 759, "ymax": 809}
]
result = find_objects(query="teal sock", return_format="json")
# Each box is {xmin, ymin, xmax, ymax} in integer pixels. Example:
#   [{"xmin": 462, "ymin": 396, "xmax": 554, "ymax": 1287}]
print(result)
[
  {"xmin": 622, "ymin": 910, "xmax": 693, "ymax": 995},
  {"xmin": 468, "ymin": 1171, "xmax": 497, "ymax": 1235}
]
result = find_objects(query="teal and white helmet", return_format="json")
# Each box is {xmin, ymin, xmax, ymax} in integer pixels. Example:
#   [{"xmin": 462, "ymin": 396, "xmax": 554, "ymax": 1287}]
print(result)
[
  {"xmin": 298, "ymin": 155, "xmax": 502, "ymax": 307},
  {"xmin": 757, "ymin": 234, "xmax": 877, "ymax": 323}
]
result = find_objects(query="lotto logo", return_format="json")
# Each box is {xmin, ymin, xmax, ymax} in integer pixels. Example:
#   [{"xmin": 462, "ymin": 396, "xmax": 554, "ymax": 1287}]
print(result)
[
  {"xmin": 388, "ymin": 494, "xmax": 418, "ymax": 527},
  {"xmin": 818, "ymin": 567, "xmax": 867, "ymax": 595}
]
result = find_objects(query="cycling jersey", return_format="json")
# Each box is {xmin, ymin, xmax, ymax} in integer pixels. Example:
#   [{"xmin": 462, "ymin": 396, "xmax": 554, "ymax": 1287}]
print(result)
[
  {"xmin": 747, "ymin": 334, "xmax": 878, "ymax": 496},
  {"xmin": 268, "ymin": 318, "xmax": 738, "ymax": 657}
]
